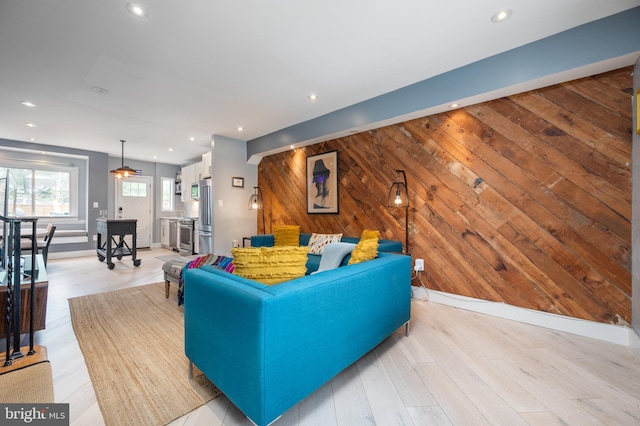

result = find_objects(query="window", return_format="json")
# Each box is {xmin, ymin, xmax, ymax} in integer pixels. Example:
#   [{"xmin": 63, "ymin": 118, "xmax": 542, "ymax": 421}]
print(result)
[
  {"xmin": 0, "ymin": 165, "xmax": 78, "ymax": 217},
  {"xmin": 121, "ymin": 181, "xmax": 147, "ymax": 197},
  {"xmin": 161, "ymin": 177, "xmax": 174, "ymax": 212}
]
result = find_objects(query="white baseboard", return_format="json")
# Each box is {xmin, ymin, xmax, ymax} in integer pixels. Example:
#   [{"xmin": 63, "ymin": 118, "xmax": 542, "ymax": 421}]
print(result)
[
  {"xmin": 420, "ymin": 288, "xmax": 633, "ymax": 347},
  {"xmin": 629, "ymin": 328, "xmax": 640, "ymax": 362},
  {"xmin": 49, "ymin": 245, "xmax": 156, "ymax": 260}
]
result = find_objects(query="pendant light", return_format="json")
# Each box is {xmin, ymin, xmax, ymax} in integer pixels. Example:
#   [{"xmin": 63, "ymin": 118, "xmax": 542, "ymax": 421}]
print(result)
[{"xmin": 110, "ymin": 140, "xmax": 137, "ymax": 179}]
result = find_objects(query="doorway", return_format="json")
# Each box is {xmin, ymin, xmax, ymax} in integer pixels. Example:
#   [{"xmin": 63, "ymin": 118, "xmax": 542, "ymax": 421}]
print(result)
[{"xmin": 115, "ymin": 176, "xmax": 153, "ymax": 248}]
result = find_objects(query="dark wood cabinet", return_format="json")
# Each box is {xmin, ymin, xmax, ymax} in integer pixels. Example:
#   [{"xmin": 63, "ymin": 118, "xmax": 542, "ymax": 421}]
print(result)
[{"xmin": 0, "ymin": 255, "xmax": 48, "ymax": 338}]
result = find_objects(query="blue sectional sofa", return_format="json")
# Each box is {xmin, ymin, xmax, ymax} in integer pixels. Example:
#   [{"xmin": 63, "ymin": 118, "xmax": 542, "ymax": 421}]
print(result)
[
  {"xmin": 250, "ymin": 233, "xmax": 403, "ymax": 274},
  {"xmin": 183, "ymin": 251, "xmax": 411, "ymax": 426}
]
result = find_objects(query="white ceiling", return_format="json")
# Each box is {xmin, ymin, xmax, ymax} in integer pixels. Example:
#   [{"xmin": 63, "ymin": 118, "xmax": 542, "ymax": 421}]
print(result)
[{"xmin": 1, "ymin": 0, "xmax": 638, "ymax": 165}]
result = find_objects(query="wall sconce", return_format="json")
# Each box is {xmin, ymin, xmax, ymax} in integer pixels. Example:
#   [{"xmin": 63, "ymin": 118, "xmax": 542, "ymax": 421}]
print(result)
[
  {"xmin": 248, "ymin": 186, "xmax": 266, "ymax": 234},
  {"xmin": 387, "ymin": 170, "xmax": 409, "ymax": 254}
]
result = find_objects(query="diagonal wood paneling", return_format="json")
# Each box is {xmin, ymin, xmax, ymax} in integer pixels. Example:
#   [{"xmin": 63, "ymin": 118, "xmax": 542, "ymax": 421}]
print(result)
[{"xmin": 257, "ymin": 67, "xmax": 633, "ymax": 325}]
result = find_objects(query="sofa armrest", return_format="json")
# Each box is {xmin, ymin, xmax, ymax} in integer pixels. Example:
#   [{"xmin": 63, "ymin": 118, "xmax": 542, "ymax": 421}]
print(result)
[{"xmin": 184, "ymin": 268, "xmax": 272, "ymax": 419}]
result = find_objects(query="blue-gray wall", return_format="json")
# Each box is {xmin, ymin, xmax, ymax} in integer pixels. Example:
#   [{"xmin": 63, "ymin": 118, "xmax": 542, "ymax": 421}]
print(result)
[
  {"xmin": 1, "ymin": 137, "xmax": 180, "ymax": 253},
  {"xmin": 1, "ymin": 137, "xmax": 108, "ymax": 253},
  {"xmin": 211, "ymin": 134, "xmax": 258, "ymax": 256}
]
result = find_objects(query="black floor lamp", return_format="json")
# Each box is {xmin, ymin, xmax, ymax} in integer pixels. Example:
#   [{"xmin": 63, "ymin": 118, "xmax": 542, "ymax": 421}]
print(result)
[
  {"xmin": 248, "ymin": 186, "xmax": 266, "ymax": 234},
  {"xmin": 387, "ymin": 170, "xmax": 409, "ymax": 254}
]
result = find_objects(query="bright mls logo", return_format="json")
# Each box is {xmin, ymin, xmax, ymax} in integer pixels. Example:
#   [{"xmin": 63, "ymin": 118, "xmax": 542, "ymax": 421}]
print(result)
[{"xmin": 1, "ymin": 404, "xmax": 69, "ymax": 425}]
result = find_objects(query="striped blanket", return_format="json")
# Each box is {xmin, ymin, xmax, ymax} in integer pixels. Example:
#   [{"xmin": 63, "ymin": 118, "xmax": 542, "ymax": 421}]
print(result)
[{"xmin": 177, "ymin": 254, "xmax": 234, "ymax": 306}]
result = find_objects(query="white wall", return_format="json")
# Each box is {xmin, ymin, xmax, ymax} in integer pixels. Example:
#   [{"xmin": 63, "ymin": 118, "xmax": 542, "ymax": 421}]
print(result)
[{"xmin": 211, "ymin": 134, "xmax": 258, "ymax": 256}]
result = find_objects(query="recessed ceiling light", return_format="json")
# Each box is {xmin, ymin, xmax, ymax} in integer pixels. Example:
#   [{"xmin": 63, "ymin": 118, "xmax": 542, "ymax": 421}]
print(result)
[
  {"xmin": 126, "ymin": 3, "xmax": 148, "ymax": 18},
  {"xmin": 238, "ymin": 126, "xmax": 244, "ymax": 132},
  {"xmin": 92, "ymin": 86, "xmax": 108, "ymax": 94},
  {"xmin": 21, "ymin": 101, "xmax": 36, "ymax": 107},
  {"xmin": 491, "ymin": 9, "xmax": 512, "ymax": 23},
  {"xmin": 307, "ymin": 94, "xmax": 318, "ymax": 101},
  {"xmin": 24, "ymin": 122, "xmax": 36, "ymax": 128},
  {"xmin": 168, "ymin": 148, "xmax": 173, "ymax": 152},
  {"xmin": 449, "ymin": 103, "xmax": 459, "ymax": 108},
  {"xmin": 189, "ymin": 137, "xmax": 195, "ymax": 141},
  {"xmin": 29, "ymin": 138, "xmax": 36, "ymax": 141}
]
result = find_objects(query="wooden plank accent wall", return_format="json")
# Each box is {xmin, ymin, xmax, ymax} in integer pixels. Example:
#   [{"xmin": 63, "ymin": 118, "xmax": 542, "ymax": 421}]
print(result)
[{"xmin": 257, "ymin": 67, "xmax": 633, "ymax": 325}]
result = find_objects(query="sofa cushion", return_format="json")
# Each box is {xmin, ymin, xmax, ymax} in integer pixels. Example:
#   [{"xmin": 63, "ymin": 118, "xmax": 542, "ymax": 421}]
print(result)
[
  {"xmin": 273, "ymin": 225, "xmax": 300, "ymax": 247},
  {"xmin": 308, "ymin": 233, "xmax": 343, "ymax": 255},
  {"xmin": 312, "ymin": 242, "xmax": 356, "ymax": 274},
  {"xmin": 231, "ymin": 246, "xmax": 308, "ymax": 285},
  {"xmin": 348, "ymin": 237, "xmax": 379, "ymax": 265}
]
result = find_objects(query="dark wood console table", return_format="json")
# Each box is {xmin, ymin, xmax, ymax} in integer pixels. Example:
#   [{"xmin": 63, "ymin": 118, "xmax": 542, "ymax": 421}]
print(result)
[
  {"xmin": 0, "ymin": 254, "xmax": 47, "ymax": 338},
  {"xmin": 96, "ymin": 219, "xmax": 141, "ymax": 270}
]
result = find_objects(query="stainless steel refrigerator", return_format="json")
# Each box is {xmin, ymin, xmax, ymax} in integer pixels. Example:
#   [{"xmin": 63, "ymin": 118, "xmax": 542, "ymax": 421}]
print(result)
[{"xmin": 198, "ymin": 178, "xmax": 212, "ymax": 254}]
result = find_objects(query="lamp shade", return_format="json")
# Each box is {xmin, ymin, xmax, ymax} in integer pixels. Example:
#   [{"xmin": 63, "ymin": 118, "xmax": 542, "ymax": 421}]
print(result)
[
  {"xmin": 387, "ymin": 170, "xmax": 409, "ymax": 254},
  {"xmin": 387, "ymin": 170, "xmax": 409, "ymax": 207},
  {"xmin": 248, "ymin": 187, "xmax": 263, "ymax": 210},
  {"xmin": 248, "ymin": 186, "xmax": 266, "ymax": 234}
]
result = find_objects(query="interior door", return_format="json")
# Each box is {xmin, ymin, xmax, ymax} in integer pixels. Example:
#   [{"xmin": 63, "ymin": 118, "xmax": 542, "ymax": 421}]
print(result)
[{"xmin": 115, "ymin": 176, "xmax": 152, "ymax": 248}]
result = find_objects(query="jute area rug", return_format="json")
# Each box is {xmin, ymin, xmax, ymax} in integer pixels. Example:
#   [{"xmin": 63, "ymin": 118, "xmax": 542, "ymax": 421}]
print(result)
[{"xmin": 69, "ymin": 283, "xmax": 221, "ymax": 426}]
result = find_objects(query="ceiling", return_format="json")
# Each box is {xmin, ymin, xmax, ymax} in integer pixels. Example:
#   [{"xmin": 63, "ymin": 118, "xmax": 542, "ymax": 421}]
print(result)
[{"xmin": 1, "ymin": 1, "xmax": 639, "ymax": 166}]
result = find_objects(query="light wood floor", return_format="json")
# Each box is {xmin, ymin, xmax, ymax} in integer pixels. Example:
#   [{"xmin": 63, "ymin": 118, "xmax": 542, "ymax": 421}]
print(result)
[{"xmin": 28, "ymin": 248, "xmax": 640, "ymax": 425}]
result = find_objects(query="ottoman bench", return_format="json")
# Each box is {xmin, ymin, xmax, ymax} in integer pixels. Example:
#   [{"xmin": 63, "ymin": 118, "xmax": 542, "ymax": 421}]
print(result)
[{"xmin": 161, "ymin": 255, "xmax": 198, "ymax": 298}]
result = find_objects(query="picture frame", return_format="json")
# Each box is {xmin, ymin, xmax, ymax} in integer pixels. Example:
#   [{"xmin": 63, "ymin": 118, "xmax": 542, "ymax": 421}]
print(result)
[
  {"xmin": 306, "ymin": 150, "xmax": 339, "ymax": 214},
  {"xmin": 232, "ymin": 177, "xmax": 244, "ymax": 188}
]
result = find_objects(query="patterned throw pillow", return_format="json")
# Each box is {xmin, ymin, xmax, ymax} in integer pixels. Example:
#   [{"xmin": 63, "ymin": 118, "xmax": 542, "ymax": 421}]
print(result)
[
  {"xmin": 273, "ymin": 225, "xmax": 300, "ymax": 246},
  {"xmin": 307, "ymin": 233, "xmax": 343, "ymax": 255},
  {"xmin": 231, "ymin": 246, "xmax": 308, "ymax": 285},
  {"xmin": 348, "ymin": 237, "xmax": 379, "ymax": 265}
]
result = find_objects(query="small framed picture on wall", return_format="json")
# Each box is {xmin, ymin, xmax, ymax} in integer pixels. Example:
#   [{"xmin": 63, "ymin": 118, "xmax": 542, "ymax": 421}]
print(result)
[{"xmin": 232, "ymin": 177, "xmax": 244, "ymax": 188}]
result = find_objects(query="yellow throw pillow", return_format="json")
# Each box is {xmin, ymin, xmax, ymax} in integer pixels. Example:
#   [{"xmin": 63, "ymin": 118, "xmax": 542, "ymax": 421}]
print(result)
[
  {"xmin": 231, "ymin": 246, "xmax": 308, "ymax": 285},
  {"xmin": 348, "ymin": 237, "xmax": 379, "ymax": 265},
  {"xmin": 360, "ymin": 229, "xmax": 380, "ymax": 241},
  {"xmin": 273, "ymin": 225, "xmax": 300, "ymax": 247}
]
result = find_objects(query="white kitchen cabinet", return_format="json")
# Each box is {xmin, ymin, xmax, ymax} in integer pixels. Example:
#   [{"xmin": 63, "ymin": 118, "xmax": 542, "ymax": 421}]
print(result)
[
  {"xmin": 161, "ymin": 218, "xmax": 177, "ymax": 249},
  {"xmin": 180, "ymin": 164, "xmax": 195, "ymax": 202},
  {"xmin": 201, "ymin": 151, "xmax": 211, "ymax": 178},
  {"xmin": 181, "ymin": 152, "xmax": 210, "ymax": 202},
  {"xmin": 161, "ymin": 219, "xmax": 170, "ymax": 247}
]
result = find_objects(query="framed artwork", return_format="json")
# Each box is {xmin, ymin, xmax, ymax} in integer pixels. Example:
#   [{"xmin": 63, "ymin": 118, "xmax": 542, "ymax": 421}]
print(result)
[
  {"xmin": 306, "ymin": 150, "xmax": 339, "ymax": 214},
  {"xmin": 232, "ymin": 177, "xmax": 244, "ymax": 188}
]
